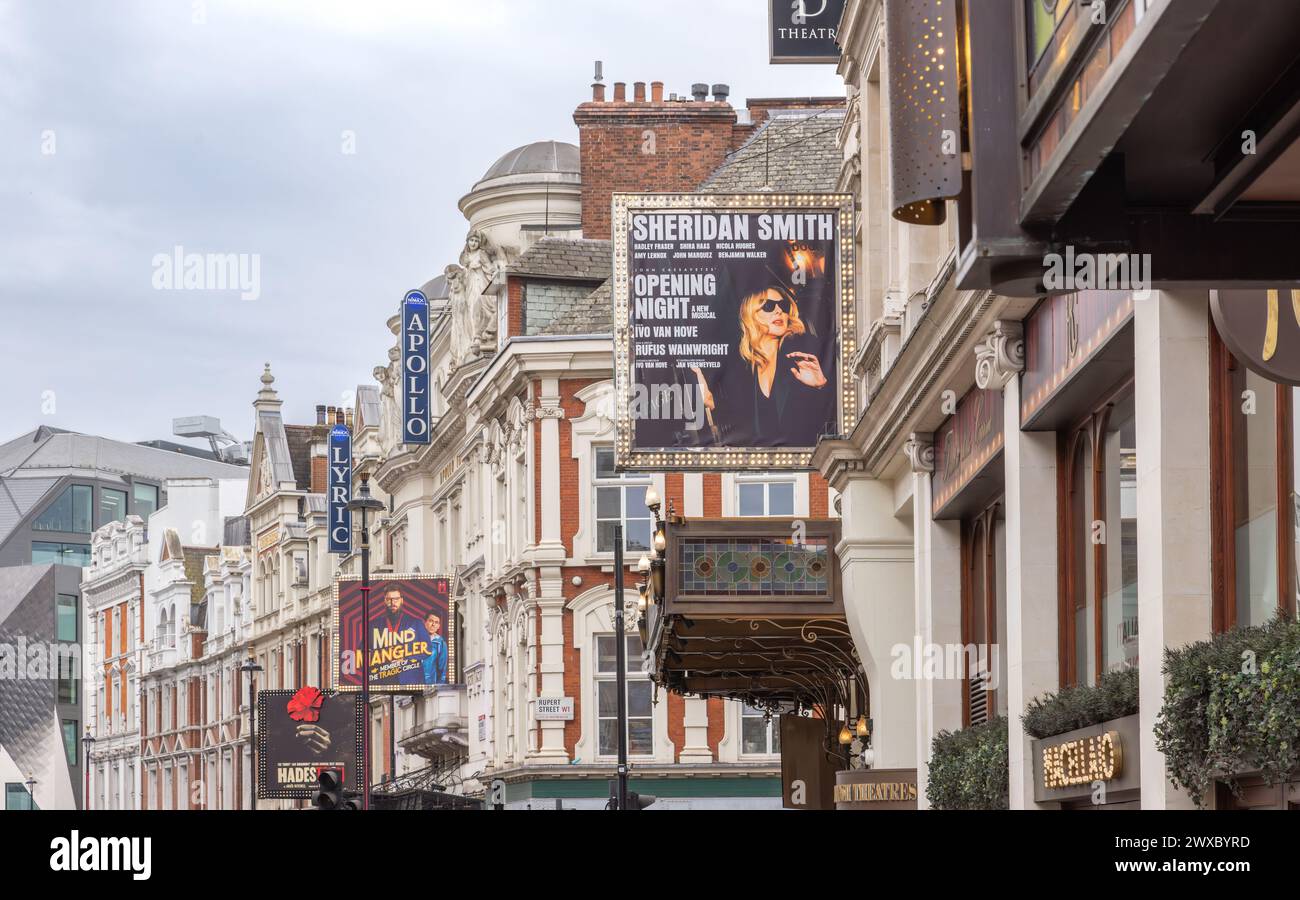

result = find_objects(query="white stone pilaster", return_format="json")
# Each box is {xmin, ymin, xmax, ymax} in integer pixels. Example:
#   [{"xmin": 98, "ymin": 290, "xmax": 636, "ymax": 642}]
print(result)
[
  {"xmin": 679, "ymin": 697, "xmax": 713, "ymax": 763},
  {"xmin": 1003, "ymin": 374, "xmax": 1060, "ymax": 809},
  {"xmin": 835, "ymin": 474, "xmax": 916, "ymax": 769},
  {"xmin": 911, "ymin": 463, "xmax": 962, "ymax": 809},
  {"xmin": 1134, "ymin": 289, "xmax": 1213, "ymax": 809}
]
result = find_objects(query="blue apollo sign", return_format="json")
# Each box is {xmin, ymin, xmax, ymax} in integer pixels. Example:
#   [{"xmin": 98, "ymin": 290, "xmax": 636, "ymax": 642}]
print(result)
[
  {"xmin": 328, "ymin": 424, "xmax": 352, "ymax": 554},
  {"xmin": 402, "ymin": 289, "xmax": 431, "ymax": 444}
]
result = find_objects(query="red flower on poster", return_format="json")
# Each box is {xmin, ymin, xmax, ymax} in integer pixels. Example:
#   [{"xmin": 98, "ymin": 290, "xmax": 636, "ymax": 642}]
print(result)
[{"xmin": 287, "ymin": 686, "xmax": 324, "ymax": 723}]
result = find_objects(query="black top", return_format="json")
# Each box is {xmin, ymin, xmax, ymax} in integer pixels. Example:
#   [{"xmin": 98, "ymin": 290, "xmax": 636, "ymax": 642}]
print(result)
[{"xmin": 704, "ymin": 331, "xmax": 837, "ymax": 448}]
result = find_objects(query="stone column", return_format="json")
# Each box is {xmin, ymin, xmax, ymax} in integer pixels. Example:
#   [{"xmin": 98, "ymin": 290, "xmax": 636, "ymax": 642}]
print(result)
[
  {"xmin": 679, "ymin": 697, "xmax": 713, "ymax": 764},
  {"xmin": 1002, "ymin": 373, "xmax": 1060, "ymax": 809},
  {"xmin": 830, "ymin": 464, "xmax": 916, "ymax": 770},
  {"xmin": 1134, "ymin": 289, "xmax": 1213, "ymax": 809},
  {"xmin": 532, "ymin": 571, "xmax": 570, "ymax": 761},
  {"xmin": 528, "ymin": 379, "xmax": 570, "ymax": 761},
  {"xmin": 907, "ymin": 432, "xmax": 963, "ymax": 809}
]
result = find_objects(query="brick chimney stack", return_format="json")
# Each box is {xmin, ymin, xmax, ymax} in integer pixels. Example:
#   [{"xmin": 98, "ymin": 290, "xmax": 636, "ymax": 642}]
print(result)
[{"xmin": 574, "ymin": 71, "xmax": 739, "ymax": 240}]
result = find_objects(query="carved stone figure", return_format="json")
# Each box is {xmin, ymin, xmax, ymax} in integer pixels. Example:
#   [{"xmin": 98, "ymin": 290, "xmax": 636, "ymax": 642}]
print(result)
[
  {"xmin": 373, "ymin": 363, "xmax": 401, "ymax": 452},
  {"xmin": 446, "ymin": 263, "xmax": 476, "ymax": 368},
  {"xmin": 459, "ymin": 229, "xmax": 506, "ymax": 351}
]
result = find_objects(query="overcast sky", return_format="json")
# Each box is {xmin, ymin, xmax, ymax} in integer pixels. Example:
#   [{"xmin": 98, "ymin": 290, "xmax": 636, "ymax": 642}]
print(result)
[{"xmin": 0, "ymin": 0, "xmax": 844, "ymax": 449}]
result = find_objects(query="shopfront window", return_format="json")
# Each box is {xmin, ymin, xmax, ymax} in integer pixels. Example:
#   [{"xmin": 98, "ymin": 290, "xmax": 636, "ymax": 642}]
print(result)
[
  {"xmin": 596, "ymin": 634, "xmax": 652, "ymax": 756},
  {"xmin": 1210, "ymin": 329, "xmax": 1298, "ymax": 630},
  {"xmin": 963, "ymin": 502, "xmax": 1007, "ymax": 725},
  {"xmin": 1063, "ymin": 388, "xmax": 1138, "ymax": 687},
  {"xmin": 1102, "ymin": 396, "xmax": 1139, "ymax": 672}
]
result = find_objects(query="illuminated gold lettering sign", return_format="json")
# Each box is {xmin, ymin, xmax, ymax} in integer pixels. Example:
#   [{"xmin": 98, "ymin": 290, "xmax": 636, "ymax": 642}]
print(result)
[
  {"xmin": 832, "ymin": 781, "xmax": 918, "ymax": 803},
  {"xmin": 1041, "ymin": 730, "xmax": 1123, "ymax": 789}
]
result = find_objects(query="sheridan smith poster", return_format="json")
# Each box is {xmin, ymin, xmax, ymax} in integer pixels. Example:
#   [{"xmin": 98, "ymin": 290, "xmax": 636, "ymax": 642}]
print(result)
[{"xmin": 612, "ymin": 194, "xmax": 855, "ymax": 470}]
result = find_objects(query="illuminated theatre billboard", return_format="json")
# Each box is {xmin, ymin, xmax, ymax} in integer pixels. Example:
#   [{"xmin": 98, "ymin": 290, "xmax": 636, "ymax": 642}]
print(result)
[
  {"xmin": 333, "ymin": 575, "xmax": 455, "ymax": 692},
  {"xmin": 257, "ymin": 687, "xmax": 363, "ymax": 799},
  {"xmin": 612, "ymin": 194, "xmax": 856, "ymax": 471}
]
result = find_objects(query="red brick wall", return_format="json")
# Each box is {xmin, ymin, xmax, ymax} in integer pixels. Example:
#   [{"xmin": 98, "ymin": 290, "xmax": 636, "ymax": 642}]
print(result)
[
  {"xmin": 573, "ymin": 99, "xmax": 737, "ymax": 240},
  {"xmin": 559, "ymin": 378, "xmax": 598, "ymax": 556},
  {"xmin": 810, "ymin": 470, "xmax": 830, "ymax": 518},
  {"xmin": 703, "ymin": 474, "xmax": 722, "ymax": 517},
  {"xmin": 663, "ymin": 472, "xmax": 684, "ymax": 518},
  {"xmin": 507, "ymin": 277, "xmax": 524, "ymax": 339},
  {"xmin": 311, "ymin": 455, "xmax": 327, "ymax": 494},
  {"xmin": 562, "ymin": 607, "xmax": 581, "ymax": 757},
  {"xmin": 667, "ymin": 691, "xmax": 686, "ymax": 762},
  {"xmin": 706, "ymin": 697, "xmax": 725, "ymax": 759}
]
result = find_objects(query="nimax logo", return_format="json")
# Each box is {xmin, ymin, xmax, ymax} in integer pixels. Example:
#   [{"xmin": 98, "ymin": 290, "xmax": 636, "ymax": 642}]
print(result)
[{"xmin": 49, "ymin": 831, "xmax": 151, "ymax": 881}]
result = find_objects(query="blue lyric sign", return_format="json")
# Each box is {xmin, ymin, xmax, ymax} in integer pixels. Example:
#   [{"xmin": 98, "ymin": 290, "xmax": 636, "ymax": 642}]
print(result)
[
  {"xmin": 402, "ymin": 290, "xmax": 431, "ymax": 444},
  {"xmin": 328, "ymin": 425, "xmax": 352, "ymax": 554}
]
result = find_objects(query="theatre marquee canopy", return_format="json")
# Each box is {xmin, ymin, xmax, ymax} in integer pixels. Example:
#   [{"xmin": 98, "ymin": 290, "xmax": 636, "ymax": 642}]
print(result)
[{"xmin": 644, "ymin": 517, "xmax": 861, "ymax": 714}]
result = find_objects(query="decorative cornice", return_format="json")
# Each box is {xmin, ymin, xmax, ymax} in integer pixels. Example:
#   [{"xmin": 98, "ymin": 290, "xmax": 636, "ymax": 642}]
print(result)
[
  {"xmin": 974, "ymin": 320, "xmax": 1025, "ymax": 391},
  {"xmin": 530, "ymin": 402, "xmax": 565, "ymax": 421}
]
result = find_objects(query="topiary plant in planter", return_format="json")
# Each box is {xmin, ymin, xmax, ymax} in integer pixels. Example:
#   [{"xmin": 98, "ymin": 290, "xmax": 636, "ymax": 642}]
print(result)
[
  {"xmin": 1154, "ymin": 614, "xmax": 1300, "ymax": 807},
  {"xmin": 1021, "ymin": 667, "xmax": 1139, "ymax": 740},
  {"xmin": 927, "ymin": 717, "xmax": 1008, "ymax": 810}
]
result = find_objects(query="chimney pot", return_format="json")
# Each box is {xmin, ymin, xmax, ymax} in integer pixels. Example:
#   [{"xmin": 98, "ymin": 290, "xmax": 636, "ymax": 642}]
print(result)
[
  {"xmin": 711, "ymin": 83, "xmax": 730, "ymax": 103},
  {"xmin": 592, "ymin": 82, "xmax": 606, "ymax": 102},
  {"xmin": 335, "ymin": 408, "xmax": 344, "ymax": 426},
  {"xmin": 315, "ymin": 405, "xmax": 326, "ymax": 425},
  {"xmin": 691, "ymin": 83, "xmax": 708, "ymax": 102},
  {"xmin": 633, "ymin": 81, "xmax": 646, "ymax": 102},
  {"xmin": 613, "ymin": 82, "xmax": 626, "ymax": 102},
  {"xmin": 650, "ymin": 81, "xmax": 664, "ymax": 103}
]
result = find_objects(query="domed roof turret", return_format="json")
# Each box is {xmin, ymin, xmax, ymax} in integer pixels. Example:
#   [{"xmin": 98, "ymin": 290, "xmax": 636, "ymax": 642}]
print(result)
[{"xmin": 477, "ymin": 140, "xmax": 579, "ymax": 185}]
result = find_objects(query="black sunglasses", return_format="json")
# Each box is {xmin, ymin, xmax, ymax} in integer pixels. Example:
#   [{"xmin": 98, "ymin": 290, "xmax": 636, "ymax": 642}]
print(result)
[{"xmin": 759, "ymin": 297, "xmax": 792, "ymax": 314}]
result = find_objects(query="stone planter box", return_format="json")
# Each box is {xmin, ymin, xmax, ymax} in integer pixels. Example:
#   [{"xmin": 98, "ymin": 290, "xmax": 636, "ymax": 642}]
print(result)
[{"xmin": 1031, "ymin": 713, "xmax": 1141, "ymax": 805}]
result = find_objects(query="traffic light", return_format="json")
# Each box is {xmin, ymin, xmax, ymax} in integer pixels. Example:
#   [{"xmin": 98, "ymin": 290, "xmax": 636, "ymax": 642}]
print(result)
[
  {"xmin": 627, "ymin": 792, "xmax": 656, "ymax": 810},
  {"xmin": 314, "ymin": 767, "xmax": 357, "ymax": 811}
]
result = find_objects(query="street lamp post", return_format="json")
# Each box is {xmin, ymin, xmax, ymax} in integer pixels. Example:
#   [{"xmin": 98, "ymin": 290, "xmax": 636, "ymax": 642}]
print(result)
[
  {"xmin": 240, "ymin": 654, "xmax": 263, "ymax": 810},
  {"xmin": 24, "ymin": 774, "xmax": 36, "ymax": 811},
  {"xmin": 348, "ymin": 471, "xmax": 384, "ymax": 812},
  {"xmin": 81, "ymin": 727, "xmax": 95, "ymax": 811},
  {"xmin": 613, "ymin": 523, "xmax": 628, "ymax": 812}
]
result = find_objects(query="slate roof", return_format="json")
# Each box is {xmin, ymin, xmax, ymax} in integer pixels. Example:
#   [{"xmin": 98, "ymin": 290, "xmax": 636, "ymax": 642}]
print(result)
[
  {"xmin": 357, "ymin": 385, "xmax": 381, "ymax": 433},
  {"xmin": 700, "ymin": 107, "xmax": 846, "ymax": 194},
  {"xmin": 0, "ymin": 426, "xmax": 248, "ymax": 481},
  {"xmin": 532, "ymin": 281, "xmax": 614, "ymax": 337},
  {"xmin": 223, "ymin": 516, "xmax": 250, "ymax": 548},
  {"xmin": 284, "ymin": 425, "xmax": 314, "ymax": 490},
  {"xmin": 508, "ymin": 237, "xmax": 612, "ymax": 281}
]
